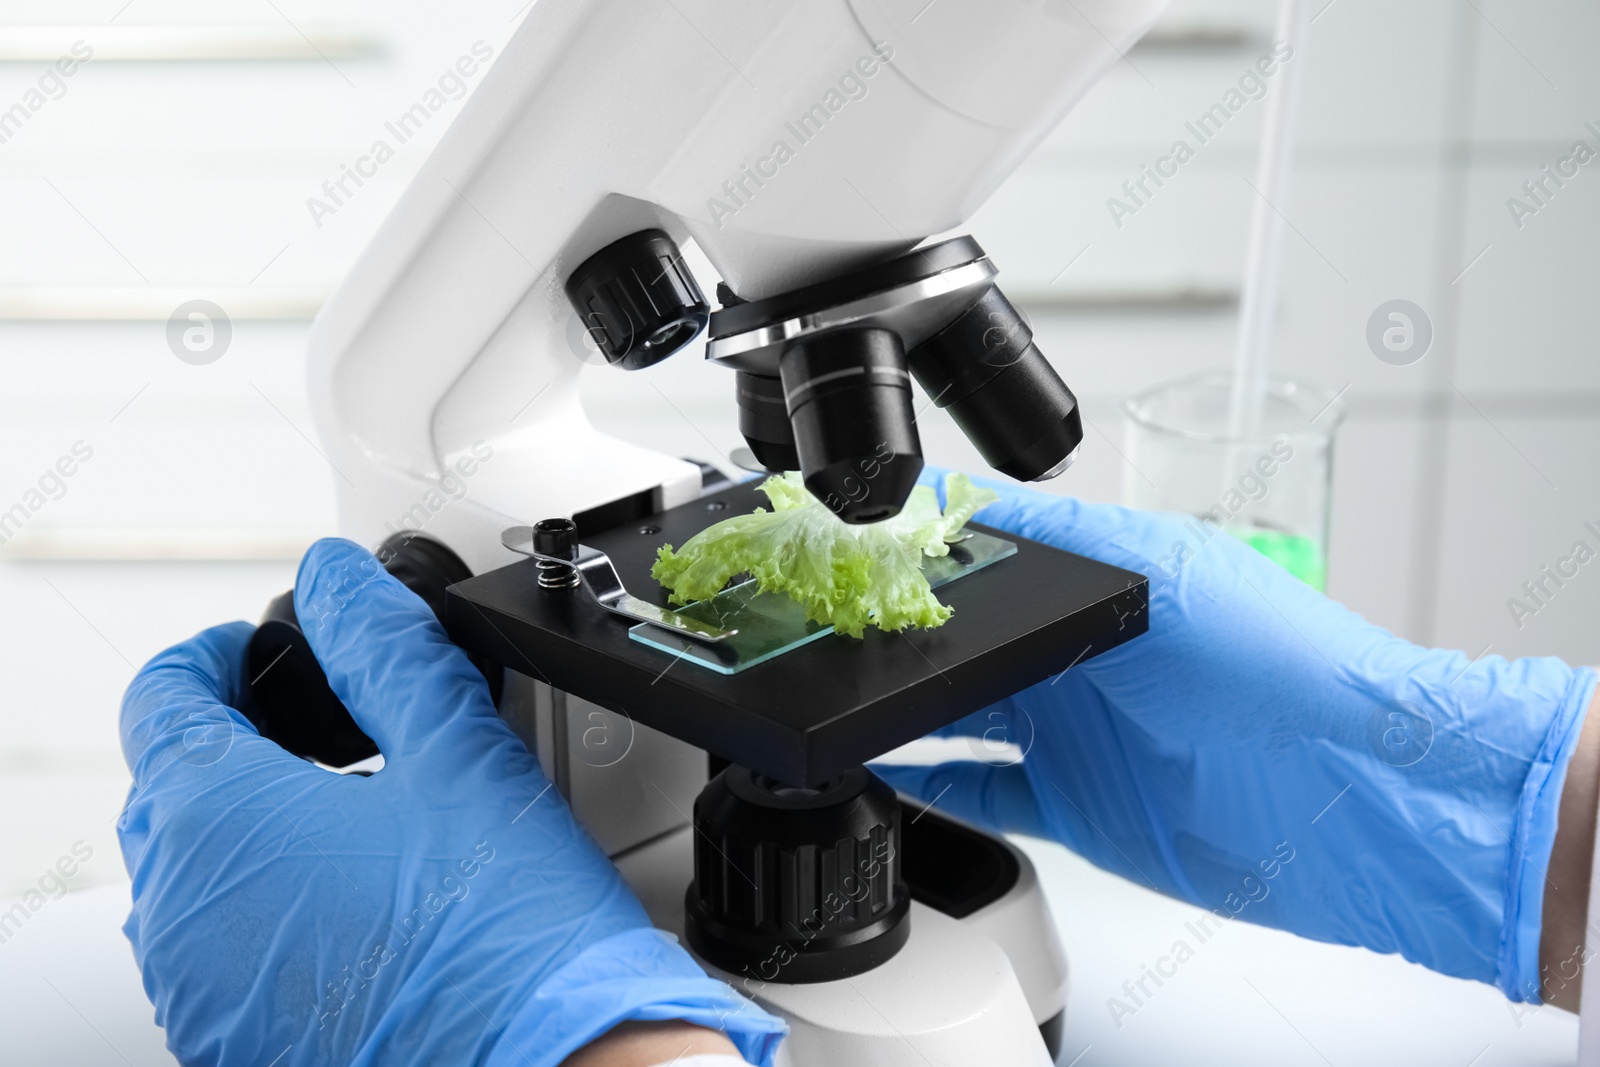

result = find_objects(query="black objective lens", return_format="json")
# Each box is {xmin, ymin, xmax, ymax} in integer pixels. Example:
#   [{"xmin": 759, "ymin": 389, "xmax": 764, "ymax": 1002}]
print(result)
[
  {"xmin": 734, "ymin": 371, "xmax": 801, "ymax": 473},
  {"xmin": 908, "ymin": 286, "xmax": 1082, "ymax": 482},
  {"xmin": 778, "ymin": 327, "xmax": 923, "ymax": 524}
]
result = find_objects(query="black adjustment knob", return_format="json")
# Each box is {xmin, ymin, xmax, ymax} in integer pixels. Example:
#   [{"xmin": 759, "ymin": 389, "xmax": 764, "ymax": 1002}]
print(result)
[
  {"xmin": 532, "ymin": 517, "xmax": 578, "ymax": 559},
  {"xmin": 532, "ymin": 518, "xmax": 581, "ymax": 590},
  {"xmin": 247, "ymin": 589, "xmax": 380, "ymax": 768},
  {"xmin": 684, "ymin": 765, "xmax": 910, "ymax": 984},
  {"xmin": 565, "ymin": 229, "xmax": 708, "ymax": 371},
  {"xmin": 245, "ymin": 533, "xmax": 502, "ymax": 768}
]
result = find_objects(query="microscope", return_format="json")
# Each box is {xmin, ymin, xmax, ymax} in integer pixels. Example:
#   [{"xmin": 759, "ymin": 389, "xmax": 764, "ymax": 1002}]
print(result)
[{"xmin": 248, "ymin": 2, "xmax": 1166, "ymax": 1063}]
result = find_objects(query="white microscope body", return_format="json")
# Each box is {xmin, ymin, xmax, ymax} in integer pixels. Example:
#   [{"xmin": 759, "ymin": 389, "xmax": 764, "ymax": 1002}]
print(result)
[{"xmin": 307, "ymin": 2, "xmax": 1167, "ymax": 1063}]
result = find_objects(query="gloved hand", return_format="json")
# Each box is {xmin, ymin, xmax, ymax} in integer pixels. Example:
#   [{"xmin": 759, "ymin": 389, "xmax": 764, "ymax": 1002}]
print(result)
[
  {"xmin": 118, "ymin": 538, "xmax": 784, "ymax": 1066},
  {"xmin": 878, "ymin": 471, "xmax": 1597, "ymax": 1003}
]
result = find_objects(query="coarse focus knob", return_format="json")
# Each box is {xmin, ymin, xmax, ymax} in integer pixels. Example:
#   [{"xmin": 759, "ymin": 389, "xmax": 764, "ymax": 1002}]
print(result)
[
  {"xmin": 246, "ymin": 533, "xmax": 501, "ymax": 768},
  {"xmin": 684, "ymin": 765, "xmax": 910, "ymax": 984},
  {"xmin": 564, "ymin": 229, "xmax": 709, "ymax": 371}
]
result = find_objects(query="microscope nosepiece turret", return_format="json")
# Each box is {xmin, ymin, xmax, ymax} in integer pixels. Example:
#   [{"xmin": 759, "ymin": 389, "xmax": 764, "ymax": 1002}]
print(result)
[{"xmin": 705, "ymin": 236, "xmax": 1083, "ymax": 520}]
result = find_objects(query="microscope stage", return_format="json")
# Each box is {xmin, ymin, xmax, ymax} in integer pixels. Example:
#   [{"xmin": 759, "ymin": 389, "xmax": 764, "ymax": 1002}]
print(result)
[{"xmin": 445, "ymin": 481, "xmax": 1148, "ymax": 786}]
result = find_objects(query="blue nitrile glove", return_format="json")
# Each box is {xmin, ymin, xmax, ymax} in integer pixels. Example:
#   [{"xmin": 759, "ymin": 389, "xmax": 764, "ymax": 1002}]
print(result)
[
  {"xmin": 118, "ymin": 538, "xmax": 784, "ymax": 1066},
  {"xmin": 877, "ymin": 471, "xmax": 1596, "ymax": 1003}
]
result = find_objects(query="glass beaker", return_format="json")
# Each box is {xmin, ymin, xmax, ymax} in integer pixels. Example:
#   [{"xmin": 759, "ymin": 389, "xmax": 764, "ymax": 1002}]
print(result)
[{"xmin": 1121, "ymin": 372, "xmax": 1345, "ymax": 591}]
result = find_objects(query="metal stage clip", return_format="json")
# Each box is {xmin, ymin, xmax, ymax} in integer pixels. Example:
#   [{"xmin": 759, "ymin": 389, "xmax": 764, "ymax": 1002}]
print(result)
[{"xmin": 501, "ymin": 522, "xmax": 737, "ymax": 645}]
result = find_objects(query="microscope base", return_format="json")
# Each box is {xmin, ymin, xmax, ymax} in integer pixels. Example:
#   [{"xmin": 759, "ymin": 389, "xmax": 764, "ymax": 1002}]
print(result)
[{"xmin": 614, "ymin": 820, "xmax": 1066, "ymax": 1066}]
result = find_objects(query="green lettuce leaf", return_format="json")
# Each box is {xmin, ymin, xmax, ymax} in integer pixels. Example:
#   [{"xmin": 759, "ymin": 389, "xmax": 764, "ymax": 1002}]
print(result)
[{"xmin": 651, "ymin": 472, "xmax": 999, "ymax": 638}]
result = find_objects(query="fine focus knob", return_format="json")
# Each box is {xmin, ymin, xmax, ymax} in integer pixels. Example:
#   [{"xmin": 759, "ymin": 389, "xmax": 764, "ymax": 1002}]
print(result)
[
  {"xmin": 565, "ymin": 229, "xmax": 709, "ymax": 371},
  {"xmin": 684, "ymin": 765, "xmax": 910, "ymax": 984}
]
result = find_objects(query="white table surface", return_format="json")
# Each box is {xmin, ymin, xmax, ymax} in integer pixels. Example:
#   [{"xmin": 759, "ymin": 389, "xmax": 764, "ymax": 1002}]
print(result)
[{"xmin": 0, "ymin": 837, "xmax": 1577, "ymax": 1067}]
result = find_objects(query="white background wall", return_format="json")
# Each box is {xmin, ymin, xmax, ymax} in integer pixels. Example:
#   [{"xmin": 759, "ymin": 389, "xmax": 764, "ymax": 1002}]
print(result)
[{"xmin": 0, "ymin": 0, "xmax": 1594, "ymax": 1060}]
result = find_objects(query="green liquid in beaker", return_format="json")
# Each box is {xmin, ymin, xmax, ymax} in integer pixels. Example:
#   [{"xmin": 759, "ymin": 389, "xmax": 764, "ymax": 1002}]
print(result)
[{"xmin": 1229, "ymin": 525, "xmax": 1327, "ymax": 591}]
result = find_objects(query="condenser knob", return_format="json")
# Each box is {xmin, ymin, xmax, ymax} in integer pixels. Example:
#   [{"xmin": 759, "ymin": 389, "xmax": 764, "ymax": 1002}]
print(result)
[{"xmin": 684, "ymin": 764, "xmax": 910, "ymax": 983}]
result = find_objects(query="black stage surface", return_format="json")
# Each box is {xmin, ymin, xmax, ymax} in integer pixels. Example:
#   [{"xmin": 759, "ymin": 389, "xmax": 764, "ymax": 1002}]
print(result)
[{"xmin": 446, "ymin": 481, "xmax": 1148, "ymax": 786}]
